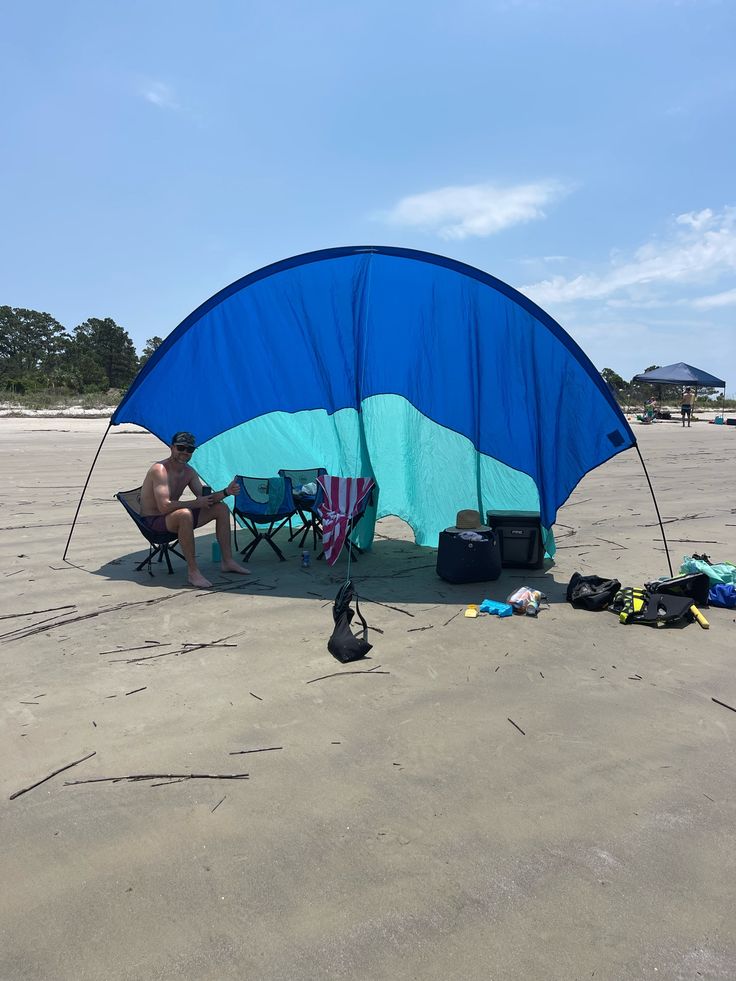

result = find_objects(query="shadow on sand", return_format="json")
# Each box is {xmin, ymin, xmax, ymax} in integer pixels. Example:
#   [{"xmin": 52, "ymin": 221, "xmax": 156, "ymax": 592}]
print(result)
[{"xmin": 91, "ymin": 527, "xmax": 569, "ymax": 608}]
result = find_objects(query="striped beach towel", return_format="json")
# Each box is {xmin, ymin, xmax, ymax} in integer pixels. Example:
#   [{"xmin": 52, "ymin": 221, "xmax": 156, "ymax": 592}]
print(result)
[{"xmin": 317, "ymin": 475, "xmax": 375, "ymax": 565}]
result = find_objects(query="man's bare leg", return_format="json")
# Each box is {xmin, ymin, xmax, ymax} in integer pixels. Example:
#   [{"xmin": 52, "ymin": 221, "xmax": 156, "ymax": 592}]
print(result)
[
  {"xmin": 197, "ymin": 503, "xmax": 250, "ymax": 575},
  {"xmin": 215, "ymin": 503, "xmax": 250, "ymax": 574},
  {"xmin": 166, "ymin": 509, "xmax": 212, "ymax": 588}
]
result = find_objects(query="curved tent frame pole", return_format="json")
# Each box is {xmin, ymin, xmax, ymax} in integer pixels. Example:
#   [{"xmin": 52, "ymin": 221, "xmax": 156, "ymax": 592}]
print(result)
[
  {"xmin": 62, "ymin": 421, "xmax": 112, "ymax": 562},
  {"xmin": 634, "ymin": 443, "xmax": 673, "ymax": 577}
]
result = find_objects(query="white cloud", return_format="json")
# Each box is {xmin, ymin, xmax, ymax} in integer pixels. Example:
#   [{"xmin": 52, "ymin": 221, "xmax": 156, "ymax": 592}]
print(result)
[
  {"xmin": 693, "ymin": 287, "xmax": 736, "ymax": 309},
  {"xmin": 522, "ymin": 207, "xmax": 736, "ymax": 305},
  {"xmin": 380, "ymin": 180, "xmax": 566, "ymax": 240},
  {"xmin": 140, "ymin": 81, "xmax": 180, "ymax": 111}
]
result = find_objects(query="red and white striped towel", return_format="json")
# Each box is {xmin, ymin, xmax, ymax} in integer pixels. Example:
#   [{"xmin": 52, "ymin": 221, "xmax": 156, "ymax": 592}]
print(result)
[{"xmin": 317, "ymin": 475, "xmax": 375, "ymax": 565}]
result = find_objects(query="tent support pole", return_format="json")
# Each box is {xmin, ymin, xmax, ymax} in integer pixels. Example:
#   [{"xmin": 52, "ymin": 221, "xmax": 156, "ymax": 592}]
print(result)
[
  {"xmin": 634, "ymin": 443, "xmax": 673, "ymax": 576},
  {"xmin": 63, "ymin": 421, "xmax": 112, "ymax": 562}
]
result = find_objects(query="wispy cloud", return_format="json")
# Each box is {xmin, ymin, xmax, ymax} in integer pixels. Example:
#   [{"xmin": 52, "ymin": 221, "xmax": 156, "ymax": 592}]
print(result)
[
  {"xmin": 380, "ymin": 180, "xmax": 567, "ymax": 240},
  {"xmin": 692, "ymin": 287, "xmax": 736, "ymax": 309},
  {"xmin": 522, "ymin": 207, "xmax": 736, "ymax": 305},
  {"xmin": 140, "ymin": 81, "xmax": 180, "ymax": 111}
]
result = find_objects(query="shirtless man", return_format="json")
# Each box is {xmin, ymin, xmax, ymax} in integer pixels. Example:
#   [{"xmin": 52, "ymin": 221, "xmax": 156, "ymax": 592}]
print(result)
[{"xmin": 139, "ymin": 431, "xmax": 249, "ymax": 588}]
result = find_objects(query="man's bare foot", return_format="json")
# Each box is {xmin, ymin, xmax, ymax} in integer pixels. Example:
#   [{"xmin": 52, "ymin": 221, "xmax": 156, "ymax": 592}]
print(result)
[
  {"xmin": 188, "ymin": 570, "xmax": 213, "ymax": 588},
  {"xmin": 221, "ymin": 558, "xmax": 250, "ymax": 575}
]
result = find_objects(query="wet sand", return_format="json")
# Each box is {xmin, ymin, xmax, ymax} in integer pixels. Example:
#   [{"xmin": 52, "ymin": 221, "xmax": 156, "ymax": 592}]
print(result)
[{"xmin": 2, "ymin": 417, "xmax": 735, "ymax": 981}]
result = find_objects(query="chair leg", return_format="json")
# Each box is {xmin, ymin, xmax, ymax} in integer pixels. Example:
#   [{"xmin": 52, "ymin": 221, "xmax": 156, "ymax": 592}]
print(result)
[
  {"xmin": 162, "ymin": 545, "xmax": 174, "ymax": 574},
  {"xmin": 136, "ymin": 545, "xmax": 158, "ymax": 574}
]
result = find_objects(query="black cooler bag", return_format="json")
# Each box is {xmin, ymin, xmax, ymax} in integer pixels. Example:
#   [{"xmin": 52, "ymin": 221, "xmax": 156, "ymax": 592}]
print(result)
[
  {"xmin": 436, "ymin": 529, "xmax": 501, "ymax": 584},
  {"xmin": 486, "ymin": 511, "xmax": 545, "ymax": 569}
]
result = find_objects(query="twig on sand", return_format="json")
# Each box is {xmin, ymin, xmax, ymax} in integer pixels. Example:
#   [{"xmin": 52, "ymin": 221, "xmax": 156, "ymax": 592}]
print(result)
[
  {"xmin": 229, "ymin": 746, "xmax": 282, "ymax": 755},
  {"xmin": 125, "ymin": 687, "xmax": 147, "ymax": 696},
  {"xmin": 595, "ymin": 537, "xmax": 628, "ymax": 549},
  {"xmin": 1, "ymin": 594, "xmax": 179, "ymax": 645},
  {"xmin": 65, "ymin": 773, "xmax": 249, "ymax": 786},
  {"xmin": 443, "ymin": 609, "xmax": 463, "ymax": 626},
  {"xmin": 119, "ymin": 636, "xmax": 241, "ymax": 663},
  {"xmin": 0, "ymin": 604, "xmax": 76, "ymax": 621},
  {"xmin": 9, "ymin": 751, "xmax": 96, "ymax": 800},
  {"xmin": 211, "ymin": 796, "xmax": 226, "ymax": 813},
  {"xmin": 98, "ymin": 642, "xmax": 165, "ymax": 656},
  {"xmin": 306, "ymin": 665, "xmax": 390, "ymax": 684},
  {"xmin": 712, "ymin": 697, "xmax": 736, "ymax": 714},
  {"xmin": 507, "ymin": 718, "xmax": 526, "ymax": 736},
  {"xmin": 249, "ymin": 691, "xmax": 263, "ymax": 701},
  {"xmin": 407, "ymin": 625, "xmax": 434, "ymax": 633},
  {"xmin": 561, "ymin": 498, "xmax": 592, "ymax": 508},
  {"xmin": 360, "ymin": 596, "xmax": 415, "ymax": 617}
]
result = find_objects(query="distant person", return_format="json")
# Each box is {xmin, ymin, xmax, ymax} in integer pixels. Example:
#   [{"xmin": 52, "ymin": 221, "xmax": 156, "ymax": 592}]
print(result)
[
  {"xmin": 139, "ymin": 431, "xmax": 249, "ymax": 588},
  {"xmin": 680, "ymin": 387, "xmax": 695, "ymax": 428}
]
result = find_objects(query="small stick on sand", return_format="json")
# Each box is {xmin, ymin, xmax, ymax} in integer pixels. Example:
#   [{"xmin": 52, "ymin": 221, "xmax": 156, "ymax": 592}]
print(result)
[
  {"xmin": 9, "ymin": 751, "xmax": 96, "ymax": 800},
  {"xmin": 306, "ymin": 668, "xmax": 390, "ymax": 685},
  {"xmin": 507, "ymin": 718, "xmax": 526, "ymax": 736},
  {"xmin": 712, "ymin": 697, "xmax": 736, "ymax": 714},
  {"xmin": 65, "ymin": 772, "xmax": 249, "ymax": 786},
  {"xmin": 229, "ymin": 746, "xmax": 282, "ymax": 755}
]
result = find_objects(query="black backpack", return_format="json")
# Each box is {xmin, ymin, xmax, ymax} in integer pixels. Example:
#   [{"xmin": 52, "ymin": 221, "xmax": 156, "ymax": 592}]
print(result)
[
  {"xmin": 566, "ymin": 572, "xmax": 622, "ymax": 611},
  {"xmin": 327, "ymin": 580, "xmax": 373, "ymax": 663}
]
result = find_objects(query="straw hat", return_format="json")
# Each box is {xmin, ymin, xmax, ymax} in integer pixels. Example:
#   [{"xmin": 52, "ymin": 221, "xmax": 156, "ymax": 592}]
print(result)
[{"xmin": 446, "ymin": 509, "xmax": 490, "ymax": 533}]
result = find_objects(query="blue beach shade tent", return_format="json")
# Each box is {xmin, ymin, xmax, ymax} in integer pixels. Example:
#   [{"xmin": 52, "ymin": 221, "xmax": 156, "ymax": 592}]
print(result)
[{"xmin": 104, "ymin": 247, "xmax": 637, "ymax": 555}]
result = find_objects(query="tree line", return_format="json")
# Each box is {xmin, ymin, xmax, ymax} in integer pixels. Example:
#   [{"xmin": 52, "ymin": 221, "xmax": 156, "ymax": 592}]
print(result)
[{"xmin": 0, "ymin": 306, "xmax": 163, "ymax": 394}]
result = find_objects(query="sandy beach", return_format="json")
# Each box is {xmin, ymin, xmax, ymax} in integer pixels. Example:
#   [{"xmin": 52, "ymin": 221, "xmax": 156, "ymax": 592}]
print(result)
[{"xmin": 2, "ymin": 416, "xmax": 735, "ymax": 981}]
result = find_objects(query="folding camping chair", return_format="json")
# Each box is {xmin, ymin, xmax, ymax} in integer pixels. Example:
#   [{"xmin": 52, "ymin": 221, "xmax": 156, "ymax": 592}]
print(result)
[
  {"xmin": 278, "ymin": 467, "xmax": 327, "ymax": 550},
  {"xmin": 232, "ymin": 475, "xmax": 297, "ymax": 561},
  {"xmin": 315, "ymin": 475, "xmax": 376, "ymax": 565},
  {"xmin": 115, "ymin": 487, "xmax": 185, "ymax": 575}
]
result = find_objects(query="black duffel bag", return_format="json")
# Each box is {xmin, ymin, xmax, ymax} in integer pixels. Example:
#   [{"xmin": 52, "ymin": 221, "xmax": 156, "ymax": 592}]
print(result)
[{"xmin": 566, "ymin": 572, "xmax": 621, "ymax": 611}]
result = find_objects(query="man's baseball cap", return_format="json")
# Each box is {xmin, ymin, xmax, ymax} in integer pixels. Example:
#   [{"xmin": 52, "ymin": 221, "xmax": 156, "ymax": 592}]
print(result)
[{"xmin": 171, "ymin": 431, "xmax": 196, "ymax": 450}]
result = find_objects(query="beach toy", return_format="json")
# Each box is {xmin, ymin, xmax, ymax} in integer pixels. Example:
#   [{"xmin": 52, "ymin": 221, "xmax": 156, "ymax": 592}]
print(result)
[
  {"xmin": 464, "ymin": 605, "xmax": 479, "ymax": 618},
  {"xmin": 479, "ymin": 599, "xmax": 514, "ymax": 618}
]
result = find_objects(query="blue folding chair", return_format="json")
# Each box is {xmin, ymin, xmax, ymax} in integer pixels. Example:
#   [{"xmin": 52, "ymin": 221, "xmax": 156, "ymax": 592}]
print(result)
[
  {"xmin": 278, "ymin": 467, "xmax": 327, "ymax": 550},
  {"xmin": 232, "ymin": 476, "xmax": 297, "ymax": 561}
]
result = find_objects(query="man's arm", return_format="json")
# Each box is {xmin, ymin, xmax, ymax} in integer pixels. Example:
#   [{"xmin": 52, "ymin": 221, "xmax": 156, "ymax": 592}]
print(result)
[
  {"xmin": 188, "ymin": 471, "xmax": 240, "ymax": 504},
  {"xmin": 151, "ymin": 464, "xmax": 210, "ymax": 514}
]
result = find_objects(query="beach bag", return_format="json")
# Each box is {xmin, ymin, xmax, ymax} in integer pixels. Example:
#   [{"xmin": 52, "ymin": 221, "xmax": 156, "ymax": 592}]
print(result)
[
  {"xmin": 327, "ymin": 579, "xmax": 373, "ymax": 663},
  {"xmin": 645, "ymin": 572, "xmax": 710, "ymax": 606},
  {"xmin": 566, "ymin": 572, "xmax": 621, "ymax": 611}
]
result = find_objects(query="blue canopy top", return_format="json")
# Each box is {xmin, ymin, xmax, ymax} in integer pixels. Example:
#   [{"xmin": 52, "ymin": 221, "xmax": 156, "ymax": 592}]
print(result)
[
  {"xmin": 113, "ymin": 246, "xmax": 635, "ymax": 533},
  {"xmin": 632, "ymin": 362, "xmax": 726, "ymax": 387}
]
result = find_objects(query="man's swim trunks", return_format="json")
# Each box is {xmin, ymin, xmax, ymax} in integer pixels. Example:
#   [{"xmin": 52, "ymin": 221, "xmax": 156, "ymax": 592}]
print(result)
[{"xmin": 141, "ymin": 506, "xmax": 201, "ymax": 535}]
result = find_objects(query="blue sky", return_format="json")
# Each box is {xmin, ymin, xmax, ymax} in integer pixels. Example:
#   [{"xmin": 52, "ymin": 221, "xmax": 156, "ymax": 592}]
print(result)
[{"xmin": 2, "ymin": 0, "xmax": 734, "ymax": 391}]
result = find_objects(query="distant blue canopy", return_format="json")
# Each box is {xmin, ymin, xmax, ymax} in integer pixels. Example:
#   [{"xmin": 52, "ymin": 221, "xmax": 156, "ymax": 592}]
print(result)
[
  {"xmin": 113, "ymin": 246, "xmax": 635, "ymax": 543},
  {"xmin": 632, "ymin": 362, "xmax": 726, "ymax": 387}
]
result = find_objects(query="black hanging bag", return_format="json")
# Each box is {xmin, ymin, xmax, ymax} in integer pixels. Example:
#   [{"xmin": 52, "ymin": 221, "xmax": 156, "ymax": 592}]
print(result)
[
  {"xmin": 566, "ymin": 572, "xmax": 622, "ymax": 611},
  {"xmin": 327, "ymin": 579, "xmax": 373, "ymax": 663}
]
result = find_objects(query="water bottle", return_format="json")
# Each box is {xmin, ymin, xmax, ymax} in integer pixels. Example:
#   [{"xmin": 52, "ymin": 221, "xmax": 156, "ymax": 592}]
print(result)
[{"xmin": 301, "ymin": 550, "xmax": 311, "ymax": 569}]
